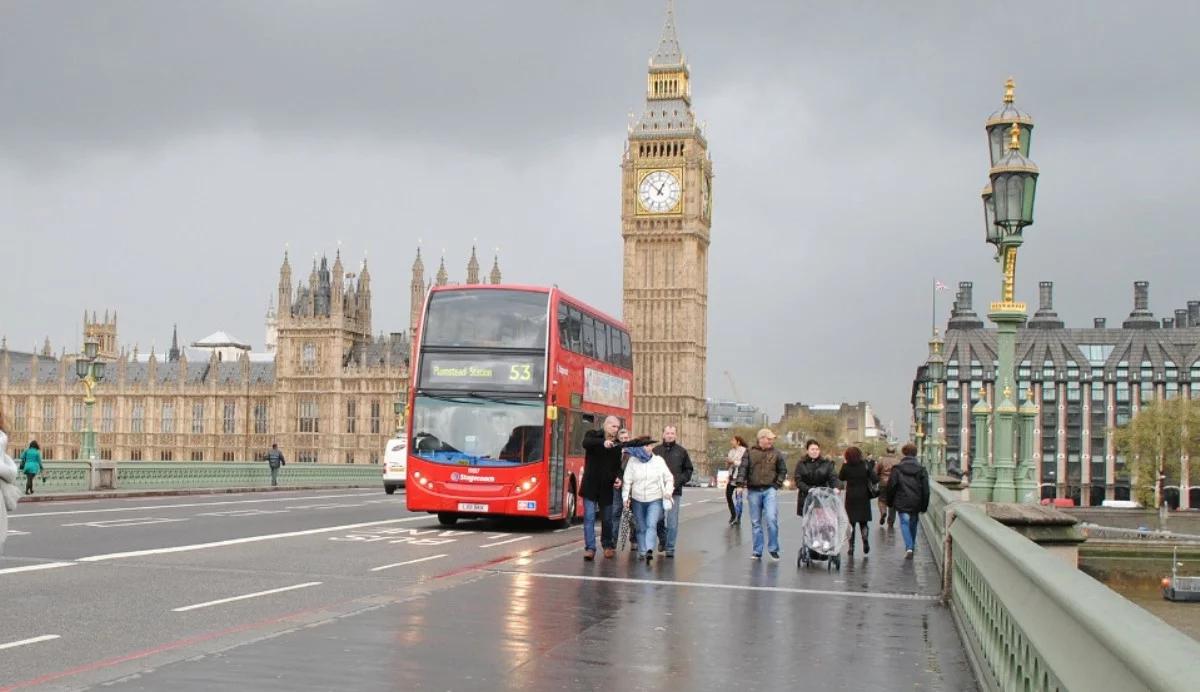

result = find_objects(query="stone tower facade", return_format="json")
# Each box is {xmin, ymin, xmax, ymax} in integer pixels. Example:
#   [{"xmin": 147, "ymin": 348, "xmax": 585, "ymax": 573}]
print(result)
[
  {"xmin": 410, "ymin": 248, "xmax": 426, "ymax": 336},
  {"xmin": 621, "ymin": 2, "xmax": 712, "ymax": 464},
  {"xmin": 84, "ymin": 311, "xmax": 119, "ymax": 361}
]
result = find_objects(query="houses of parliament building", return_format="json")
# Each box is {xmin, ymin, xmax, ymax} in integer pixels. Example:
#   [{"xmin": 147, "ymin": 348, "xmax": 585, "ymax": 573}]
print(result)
[{"xmin": 0, "ymin": 248, "xmax": 501, "ymax": 464}]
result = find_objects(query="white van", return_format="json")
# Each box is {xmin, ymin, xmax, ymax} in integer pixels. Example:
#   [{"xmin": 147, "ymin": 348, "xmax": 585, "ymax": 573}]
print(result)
[{"xmin": 383, "ymin": 436, "xmax": 407, "ymax": 495}]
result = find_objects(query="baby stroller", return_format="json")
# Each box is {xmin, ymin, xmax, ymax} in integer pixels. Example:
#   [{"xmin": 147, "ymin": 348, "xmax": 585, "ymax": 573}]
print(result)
[{"xmin": 798, "ymin": 487, "xmax": 849, "ymax": 571}]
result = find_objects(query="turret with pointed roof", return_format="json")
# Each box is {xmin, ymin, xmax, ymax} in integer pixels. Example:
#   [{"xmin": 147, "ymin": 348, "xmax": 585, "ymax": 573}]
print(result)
[
  {"xmin": 489, "ymin": 254, "xmax": 502, "ymax": 285},
  {"xmin": 168, "ymin": 324, "xmax": 181, "ymax": 362},
  {"xmin": 436, "ymin": 256, "xmax": 448, "ymax": 287},
  {"xmin": 466, "ymin": 246, "xmax": 481, "ymax": 285},
  {"xmin": 410, "ymin": 247, "xmax": 426, "ymax": 335}
]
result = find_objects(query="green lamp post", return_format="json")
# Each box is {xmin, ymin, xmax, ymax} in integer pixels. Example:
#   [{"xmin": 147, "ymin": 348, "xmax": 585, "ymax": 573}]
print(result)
[
  {"xmin": 925, "ymin": 331, "xmax": 947, "ymax": 476},
  {"xmin": 75, "ymin": 337, "xmax": 106, "ymax": 461},
  {"xmin": 983, "ymin": 79, "xmax": 1039, "ymax": 503},
  {"xmin": 914, "ymin": 387, "xmax": 927, "ymax": 464}
]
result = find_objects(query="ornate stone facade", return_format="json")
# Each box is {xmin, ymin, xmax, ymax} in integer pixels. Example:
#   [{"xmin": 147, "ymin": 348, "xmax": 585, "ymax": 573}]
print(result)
[
  {"xmin": 0, "ymin": 249, "xmax": 501, "ymax": 464},
  {"xmin": 621, "ymin": 4, "xmax": 712, "ymax": 464}
]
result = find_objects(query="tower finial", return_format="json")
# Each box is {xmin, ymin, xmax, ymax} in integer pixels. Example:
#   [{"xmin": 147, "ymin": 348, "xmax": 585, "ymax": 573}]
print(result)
[
  {"xmin": 1004, "ymin": 77, "xmax": 1015, "ymax": 104},
  {"xmin": 651, "ymin": 0, "xmax": 683, "ymax": 66}
]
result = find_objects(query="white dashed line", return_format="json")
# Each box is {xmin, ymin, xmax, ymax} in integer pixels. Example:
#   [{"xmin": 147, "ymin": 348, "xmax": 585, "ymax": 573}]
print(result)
[
  {"xmin": 479, "ymin": 535, "xmax": 531, "ymax": 548},
  {"xmin": 0, "ymin": 562, "xmax": 76, "ymax": 576},
  {"xmin": 172, "ymin": 582, "xmax": 323, "ymax": 612},
  {"xmin": 370, "ymin": 554, "xmax": 449, "ymax": 572},
  {"xmin": 0, "ymin": 634, "xmax": 61, "ymax": 650}
]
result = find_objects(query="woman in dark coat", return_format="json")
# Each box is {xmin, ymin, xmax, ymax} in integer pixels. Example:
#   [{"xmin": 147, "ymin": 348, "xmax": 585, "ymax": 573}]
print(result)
[
  {"xmin": 838, "ymin": 446, "xmax": 877, "ymax": 555},
  {"xmin": 794, "ymin": 439, "xmax": 836, "ymax": 516}
]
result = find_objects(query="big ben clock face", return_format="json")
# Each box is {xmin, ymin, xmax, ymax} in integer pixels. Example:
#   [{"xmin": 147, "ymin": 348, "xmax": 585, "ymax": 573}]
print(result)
[{"xmin": 637, "ymin": 169, "xmax": 682, "ymax": 213}]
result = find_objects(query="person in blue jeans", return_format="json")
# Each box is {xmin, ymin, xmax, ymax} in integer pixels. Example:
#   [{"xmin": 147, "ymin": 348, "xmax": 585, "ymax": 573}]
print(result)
[
  {"xmin": 885, "ymin": 443, "xmax": 930, "ymax": 559},
  {"xmin": 621, "ymin": 438, "xmax": 674, "ymax": 563},
  {"xmin": 735, "ymin": 428, "xmax": 788, "ymax": 560},
  {"xmin": 580, "ymin": 416, "xmax": 625, "ymax": 560},
  {"xmin": 653, "ymin": 426, "xmax": 693, "ymax": 558}
]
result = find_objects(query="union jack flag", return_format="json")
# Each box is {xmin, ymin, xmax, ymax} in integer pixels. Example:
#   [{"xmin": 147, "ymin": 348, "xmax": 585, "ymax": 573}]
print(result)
[{"xmin": 935, "ymin": 280, "xmax": 949, "ymax": 291}]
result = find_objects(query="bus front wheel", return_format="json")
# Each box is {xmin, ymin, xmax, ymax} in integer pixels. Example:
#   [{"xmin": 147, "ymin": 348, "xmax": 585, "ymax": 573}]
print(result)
[{"xmin": 437, "ymin": 512, "xmax": 459, "ymax": 527}]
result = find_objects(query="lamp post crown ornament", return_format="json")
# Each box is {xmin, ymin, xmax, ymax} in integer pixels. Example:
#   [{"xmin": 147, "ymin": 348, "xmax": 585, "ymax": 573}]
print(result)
[{"xmin": 1004, "ymin": 77, "xmax": 1015, "ymax": 104}]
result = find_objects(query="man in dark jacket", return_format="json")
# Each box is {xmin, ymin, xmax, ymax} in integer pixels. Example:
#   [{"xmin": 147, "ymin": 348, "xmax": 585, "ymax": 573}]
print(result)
[
  {"xmin": 653, "ymin": 426, "xmax": 693, "ymax": 557},
  {"xmin": 266, "ymin": 443, "xmax": 286, "ymax": 487},
  {"xmin": 794, "ymin": 439, "xmax": 837, "ymax": 516},
  {"xmin": 875, "ymin": 447, "xmax": 900, "ymax": 528},
  {"xmin": 885, "ymin": 443, "xmax": 930, "ymax": 558},
  {"xmin": 736, "ymin": 428, "xmax": 787, "ymax": 560},
  {"xmin": 580, "ymin": 416, "xmax": 623, "ymax": 560}
]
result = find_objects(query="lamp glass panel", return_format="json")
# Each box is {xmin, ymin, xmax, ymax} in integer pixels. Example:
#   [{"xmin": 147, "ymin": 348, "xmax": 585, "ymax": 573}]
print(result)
[
  {"xmin": 76, "ymin": 359, "xmax": 89, "ymax": 379},
  {"xmin": 1021, "ymin": 175, "xmax": 1038, "ymax": 225},
  {"xmin": 84, "ymin": 341, "xmax": 98, "ymax": 359},
  {"xmin": 1020, "ymin": 125, "xmax": 1033, "ymax": 157},
  {"xmin": 393, "ymin": 401, "xmax": 403, "ymax": 415},
  {"xmin": 987, "ymin": 126, "xmax": 1006, "ymax": 166},
  {"xmin": 983, "ymin": 193, "xmax": 1000, "ymax": 244},
  {"xmin": 93, "ymin": 361, "xmax": 106, "ymax": 381}
]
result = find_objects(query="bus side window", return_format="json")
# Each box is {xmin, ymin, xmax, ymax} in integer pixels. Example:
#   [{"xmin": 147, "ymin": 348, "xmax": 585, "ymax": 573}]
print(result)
[
  {"xmin": 622, "ymin": 331, "xmax": 632, "ymax": 370},
  {"xmin": 557, "ymin": 304, "xmax": 569, "ymax": 350},
  {"xmin": 610, "ymin": 326, "xmax": 622, "ymax": 367},
  {"xmin": 568, "ymin": 307, "xmax": 583, "ymax": 352},
  {"xmin": 581, "ymin": 315, "xmax": 596, "ymax": 357},
  {"xmin": 594, "ymin": 320, "xmax": 608, "ymax": 362},
  {"xmin": 568, "ymin": 411, "xmax": 596, "ymax": 455}
]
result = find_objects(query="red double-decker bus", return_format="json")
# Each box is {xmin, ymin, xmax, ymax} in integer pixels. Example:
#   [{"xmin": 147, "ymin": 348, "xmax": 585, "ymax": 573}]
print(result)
[{"xmin": 405, "ymin": 284, "xmax": 634, "ymax": 526}]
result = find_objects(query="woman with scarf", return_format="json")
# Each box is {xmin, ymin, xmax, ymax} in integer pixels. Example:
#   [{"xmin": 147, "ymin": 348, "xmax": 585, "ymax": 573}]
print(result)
[
  {"xmin": 622, "ymin": 437, "xmax": 674, "ymax": 563},
  {"xmin": 725, "ymin": 435, "xmax": 748, "ymax": 525}
]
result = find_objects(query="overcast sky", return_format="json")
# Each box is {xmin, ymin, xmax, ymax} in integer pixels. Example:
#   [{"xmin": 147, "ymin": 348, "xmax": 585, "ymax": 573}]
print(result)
[{"xmin": 2, "ymin": 1, "xmax": 1198, "ymax": 432}]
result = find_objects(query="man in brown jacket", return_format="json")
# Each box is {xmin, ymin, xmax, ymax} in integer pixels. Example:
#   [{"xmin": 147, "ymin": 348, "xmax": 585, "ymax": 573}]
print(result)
[{"xmin": 875, "ymin": 446, "xmax": 899, "ymax": 528}]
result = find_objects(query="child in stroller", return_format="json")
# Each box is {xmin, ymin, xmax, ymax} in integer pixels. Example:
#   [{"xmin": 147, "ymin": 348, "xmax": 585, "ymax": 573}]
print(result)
[{"xmin": 798, "ymin": 486, "xmax": 849, "ymax": 570}]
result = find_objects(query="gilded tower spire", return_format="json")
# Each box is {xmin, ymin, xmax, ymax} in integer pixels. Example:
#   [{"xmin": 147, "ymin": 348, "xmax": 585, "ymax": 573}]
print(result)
[{"xmin": 168, "ymin": 324, "xmax": 180, "ymax": 362}]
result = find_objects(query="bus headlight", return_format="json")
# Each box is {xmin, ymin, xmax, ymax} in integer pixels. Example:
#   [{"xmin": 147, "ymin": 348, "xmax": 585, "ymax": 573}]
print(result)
[{"xmin": 519, "ymin": 476, "xmax": 538, "ymax": 492}]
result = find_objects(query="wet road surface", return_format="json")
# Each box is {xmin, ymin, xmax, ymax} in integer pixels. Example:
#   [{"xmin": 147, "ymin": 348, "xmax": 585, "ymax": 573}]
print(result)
[{"xmin": 1, "ymin": 487, "xmax": 975, "ymax": 691}]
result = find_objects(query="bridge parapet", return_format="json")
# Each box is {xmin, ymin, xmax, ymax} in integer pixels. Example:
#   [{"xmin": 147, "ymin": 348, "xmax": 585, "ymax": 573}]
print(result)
[
  {"xmin": 924, "ymin": 480, "xmax": 1200, "ymax": 691},
  {"xmin": 33, "ymin": 460, "xmax": 380, "ymax": 494}
]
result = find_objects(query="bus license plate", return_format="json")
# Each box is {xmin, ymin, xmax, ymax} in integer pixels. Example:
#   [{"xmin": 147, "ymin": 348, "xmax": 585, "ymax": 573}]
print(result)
[{"xmin": 457, "ymin": 503, "xmax": 488, "ymax": 512}]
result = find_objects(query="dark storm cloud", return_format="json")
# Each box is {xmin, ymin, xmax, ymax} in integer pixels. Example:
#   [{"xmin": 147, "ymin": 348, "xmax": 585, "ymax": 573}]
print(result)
[{"xmin": 2, "ymin": 1, "xmax": 1198, "ymax": 429}]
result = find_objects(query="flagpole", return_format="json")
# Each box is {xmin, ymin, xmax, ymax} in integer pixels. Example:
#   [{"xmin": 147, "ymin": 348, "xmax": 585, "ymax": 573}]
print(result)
[{"xmin": 932, "ymin": 277, "xmax": 936, "ymax": 335}]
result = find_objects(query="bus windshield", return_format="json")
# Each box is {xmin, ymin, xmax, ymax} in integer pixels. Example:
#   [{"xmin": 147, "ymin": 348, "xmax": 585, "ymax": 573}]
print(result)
[
  {"xmin": 422, "ymin": 289, "xmax": 548, "ymax": 350},
  {"xmin": 410, "ymin": 394, "xmax": 545, "ymax": 466}
]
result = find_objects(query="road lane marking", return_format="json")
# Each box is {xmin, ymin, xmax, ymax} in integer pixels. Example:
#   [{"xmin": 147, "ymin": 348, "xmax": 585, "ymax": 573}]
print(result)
[
  {"xmin": 63, "ymin": 517, "xmax": 189, "ymax": 528},
  {"xmin": 0, "ymin": 634, "xmax": 61, "ymax": 650},
  {"xmin": 77, "ymin": 516, "xmax": 428, "ymax": 562},
  {"xmin": 370, "ymin": 554, "xmax": 449, "ymax": 572},
  {"xmin": 495, "ymin": 571, "xmax": 940, "ymax": 602},
  {"xmin": 11, "ymin": 492, "xmax": 380, "ymax": 519},
  {"xmin": 0, "ymin": 562, "xmax": 76, "ymax": 576},
  {"xmin": 479, "ymin": 535, "xmax": 531, "ymax": 548},
  {"xmin": 172, "ymin": 582, "xmax": 323, "ymax": 612}
]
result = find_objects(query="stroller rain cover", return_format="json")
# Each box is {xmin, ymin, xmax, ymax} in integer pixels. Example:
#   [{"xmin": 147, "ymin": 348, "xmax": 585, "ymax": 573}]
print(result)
[{"xmin": 798, "ymin": 486, "xmax": 850, "ymax": 556}]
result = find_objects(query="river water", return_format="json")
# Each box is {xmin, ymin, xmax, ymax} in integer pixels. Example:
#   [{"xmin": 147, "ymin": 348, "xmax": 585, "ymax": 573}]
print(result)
[{"xmin": 1107, "ymin": 582, "xmax": 1200, "ymax": 642}]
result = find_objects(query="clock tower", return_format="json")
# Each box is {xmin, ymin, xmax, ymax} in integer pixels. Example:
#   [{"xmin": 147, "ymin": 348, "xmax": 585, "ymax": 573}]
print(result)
[{"xmin": 621, "ymin": 1, "xmax": 712, "ymax": 468}]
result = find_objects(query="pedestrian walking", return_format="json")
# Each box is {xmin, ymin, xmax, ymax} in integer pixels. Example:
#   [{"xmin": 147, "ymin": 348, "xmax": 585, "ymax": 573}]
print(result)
[
  {"xmin": 875, "ymin": 447, "xmax": 899, "ymax": 529},
  {"xmin": 737, "ymin": 428, "xmax": 787, "ymax": 560},
  {"xmin": 266, "ymin": 443, "xmax": 286, "ymax": 487},
  {"xmin": 653, "ymin": 426, "xmax": 693, "ymax": 558},
  {"xmin": 1, "ymin": 408, "xmax": 20, "ymax": 557},
  {"xmin": 794, "ymin": 439, "xmax": 836, "ymax": 516},
  {"xmin": 838, "ymin": 446, "xmax": 877, "ymax": 556},
  {"xmin": 725, "ymin": 435, "xmax": 748, "ymax": 525},
  {"xmin": 17, "ymin": 440, "xmax": 44, "ymax": 495},
  {"xmin": 581, "ymin": 416, "xmax": 624, "ymax": 560},
  {"xmin": 622, "ymin": 437, "xmax": 673, "ymax": 563},
  {"xmin": 885, "ymin": 443, "xmax": 931, "ymax": 559},
  {"xmin": 613, "ymin": 429, "xmax": 640, "ymax": 553}
]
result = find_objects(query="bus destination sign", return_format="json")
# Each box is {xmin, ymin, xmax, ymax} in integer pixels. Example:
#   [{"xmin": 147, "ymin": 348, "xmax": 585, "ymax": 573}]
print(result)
[{"xmin": 420, "ymin": 353, "xmax": 545, "ymax": 391}]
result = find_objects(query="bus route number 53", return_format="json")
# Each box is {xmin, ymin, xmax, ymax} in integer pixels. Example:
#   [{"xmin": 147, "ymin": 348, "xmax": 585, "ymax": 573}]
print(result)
[{"xmin": 509, "ymin": 364, "xmax": 533, "ymax": 381}]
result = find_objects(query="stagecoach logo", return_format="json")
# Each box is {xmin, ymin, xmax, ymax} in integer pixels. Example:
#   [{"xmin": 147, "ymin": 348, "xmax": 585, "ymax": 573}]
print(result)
[
  {"xmin": 450, "ymin": 472, "xmax": 496, "ymax": 483},
  {"xmin": 584, "ymin": 368, "xmax": 631, "ymax": 409}
]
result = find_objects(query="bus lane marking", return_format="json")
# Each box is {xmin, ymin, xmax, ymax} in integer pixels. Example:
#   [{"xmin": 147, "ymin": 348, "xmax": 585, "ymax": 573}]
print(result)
[
  {"xmin": 479, "ymin": 535, "xmax": 531, "ymax": 548},
  {"xmin": 77, "ymin": 517, "xmax": 426, "ymax": 562},
  {"xmin": 172, "ymin": 582, "xmax": 323, "ymax": 612},
  {"xmin": 370, "ymin": 554, "xmax": 449, "ymax": 572},
  {"xmin": 63, "ymin": 517, "xmax": 188, "ymax": 529},
  {"xmin": 0, "ymin": 634, "xmax": 61, "ymax": 651},
  {"xmin": 329, "ymin": 527, "xmax": 466, "ymax": 546}
]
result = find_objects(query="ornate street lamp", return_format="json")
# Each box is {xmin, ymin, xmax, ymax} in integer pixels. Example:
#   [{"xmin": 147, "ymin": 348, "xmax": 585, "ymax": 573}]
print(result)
[
  {"xmin": 75, "ymin": 336, "xmax": 105, "ymax": 461},
  {"xmin": 926, "ymin": 331, "xmax": 947, "ymax": 476},
  {"xmin": 914, "ymin": 386, "xmax": 928, "ymax": 465},
  {"xmin": 979, "ymin": 79, "xmax": 1039, "ymax": 503}
]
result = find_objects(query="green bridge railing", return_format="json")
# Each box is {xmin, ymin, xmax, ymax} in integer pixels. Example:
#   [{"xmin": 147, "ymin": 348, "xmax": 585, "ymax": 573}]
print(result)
[
  {"xmin": 922, "ymin": 481, "xmax": 1200, "ymax": 692},
  {"xmin": 33, "ymin": 461, "xmax": 382, "ymax": 494}
]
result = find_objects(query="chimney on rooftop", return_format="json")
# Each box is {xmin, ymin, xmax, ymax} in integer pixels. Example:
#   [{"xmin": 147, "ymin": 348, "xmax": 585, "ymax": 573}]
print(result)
[
  {"xmin": 1094, "ymin": 318, "xmax": 1107, "ymax": 329},
  {"xmin": 1122, "ymin": 281, "xmax": 1157, "ymax": 329}
]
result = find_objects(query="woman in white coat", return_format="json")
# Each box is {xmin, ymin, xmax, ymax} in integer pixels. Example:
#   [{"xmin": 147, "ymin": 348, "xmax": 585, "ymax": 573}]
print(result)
[
  {"xmin": 622, "ymin": 437, "xmax": 674, "ymax": 563},
  {"xmin": 0, "ymin": 407, "xmax": 20, "ymax": 556}
]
